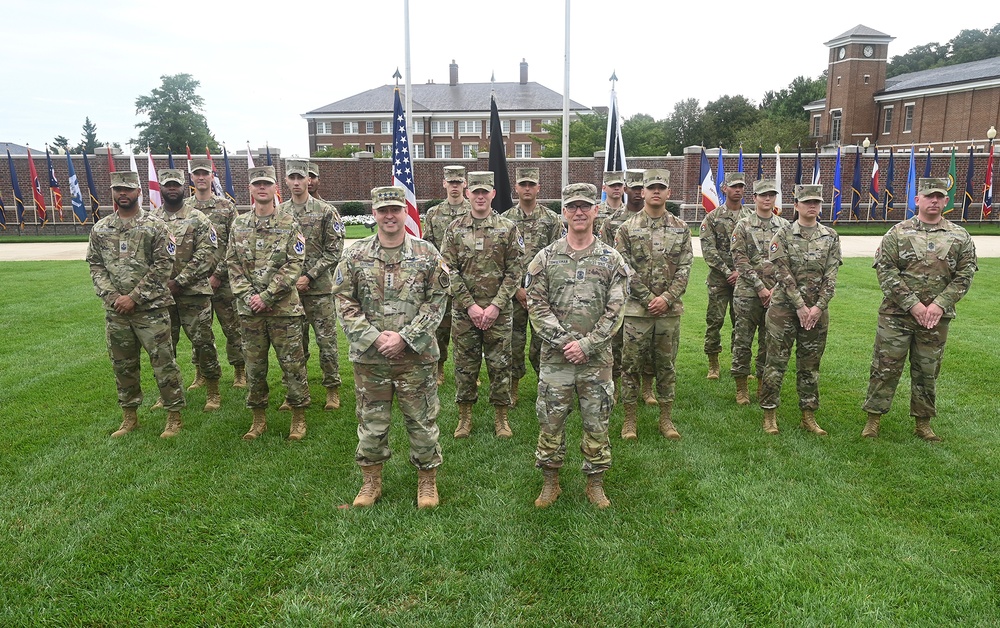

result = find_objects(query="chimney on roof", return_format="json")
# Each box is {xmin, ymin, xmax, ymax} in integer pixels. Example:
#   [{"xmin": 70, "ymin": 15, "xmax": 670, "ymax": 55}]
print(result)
[
  {"xmin": 449, "ymin": 60, "xmax": 458, "ymax": 86},
  {"xmin": 520, "ymin": 59, "xmax": 528, "ymax": 85}
]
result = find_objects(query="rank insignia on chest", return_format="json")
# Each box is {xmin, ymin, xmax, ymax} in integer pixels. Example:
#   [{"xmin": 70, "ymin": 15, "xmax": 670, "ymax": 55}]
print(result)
[
  {"xmin": 294, "ymin": 234, "xmax": 306, "ymax": 255},
  {"xmin": 576, "ymin": 269, "xmax": 586, "ymax": 281},
  {"xmin": 119, "ymin": 242, "xmax": 128, "ymax": 253}
]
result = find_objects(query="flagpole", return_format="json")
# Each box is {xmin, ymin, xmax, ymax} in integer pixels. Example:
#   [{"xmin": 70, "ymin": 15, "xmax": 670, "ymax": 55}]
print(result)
[
  {"xmin": 561, "ymin": 0, "xmax": 570, "ymax": 189},
  {"xmin": 403, "ymin": 0, "xmax": 413, "ymax": 145},
  {"xmin": 863, "ymin": 138, "xmax": 872, "ymax": 221}
]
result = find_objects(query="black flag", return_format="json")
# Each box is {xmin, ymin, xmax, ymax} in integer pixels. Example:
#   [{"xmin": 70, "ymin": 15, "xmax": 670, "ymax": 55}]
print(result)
[{"xmin": 488, "ymin": 94, "xmax": 513, "ymax": 213}]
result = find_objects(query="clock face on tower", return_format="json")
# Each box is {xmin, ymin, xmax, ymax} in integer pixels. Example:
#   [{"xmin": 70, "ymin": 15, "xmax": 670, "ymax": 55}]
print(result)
[
  {"xmin": 864, "ymin": 45, "xmax": 874, "ymax": 58},
  {"xmin": 839, "ymin": 47, "xmax": 846, "ymax": 59}
]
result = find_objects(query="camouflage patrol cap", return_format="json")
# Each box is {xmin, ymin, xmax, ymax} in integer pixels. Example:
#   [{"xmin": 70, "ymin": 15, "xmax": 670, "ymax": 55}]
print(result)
[
  {"xmin": 643, "ymin": 168, "xmax": 671, "ymax": 188},
  {"xmin": 624, "ymin": 168, "xmax": 645, "ymax": 188},
  {"xmin": 371, "ymin": 185, "xmax": 406, "ymax": 209},
  {"xmin": 753, "ymin": 178, "xmax": 779, "ymax": 195},
  {"xmin": 188, "ymin": 157, "xmax": 213, "ymax": 174},
  {"xmin": 724, "ymin": 172, "xmax": 746, "ymax": 187},
  {"xmin": 307, "ymin": 162, "xmax": 321, "ymax": 177},
  {"xmin": 285, "ymin": 159, "xmax": 309, "ymax": 177},
  {"xmin": 110, "ymin": 171, "xmax": 140, "ymax": 189},
  {"xmin": 603, "ymin": 171, "xmax": 625, "ymax": 186},
  {"xmin": 562, "ymin": 183, "xmax": 599, "ymax": 206},
  {"xmin": 794, "ymin": 184, "xmax": 824, "ymax": 202},
  {"xmin": 249, "ymin": 166, "xmax": 276, "ymax": 184},
  {"xmin": 919, "ymin": 177, "xmax": 949, "ymax": 196},
  {"xmin": 158, "ymin": 168, "xmax": 185, "ymax": 185},
  {"xmin": 467, "ymin": 171, "xmax": 495, "ymax": 192},
  {"xmin": 515, "ymin": 167, "xmax": 540, "ymax": 184},
  {"xmin": 443, "ymin": 165, "xmax": 466, "ymax": 182}
]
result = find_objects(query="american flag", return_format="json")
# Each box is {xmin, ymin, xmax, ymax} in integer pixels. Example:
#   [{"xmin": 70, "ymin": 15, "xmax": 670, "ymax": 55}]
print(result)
[{"xmin": 391, "ymin": 87, "xmax": 421, "ymax": 237}]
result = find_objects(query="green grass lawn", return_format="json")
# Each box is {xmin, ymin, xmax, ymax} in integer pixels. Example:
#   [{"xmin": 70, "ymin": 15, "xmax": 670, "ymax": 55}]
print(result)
[{"xmin": 1, "ymin": 259, "xmax": 997, "ymax": 625}]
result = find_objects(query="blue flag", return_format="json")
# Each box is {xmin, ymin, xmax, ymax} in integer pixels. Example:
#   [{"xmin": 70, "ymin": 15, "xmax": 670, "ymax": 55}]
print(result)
[
  {"xmin": 923, "ymin": 149, "xmax": 932, "ymax": 177},
  {"xmin": 905, "ymin": 146, "xmax": 917, "ymax": 219},
  {"xmin": 850, "ymin": 148, "xmax": 862, "ymax": 219},
  {"xmin": 832, "ymin": 146, "xmax": 842, "ymax": 223},
  {"xmin": 7, "ymin": 149, "xmax": 27, "ymax": 226},
  {"xmin": 167, "ymin": 148, "xmax": 175, "ymax": 169},
  {"xmin": 884, "ymin": 148, "xmax": 895, "ymax": 212},
  {"xmin": 222, "ymin": 145, "xmax": 237, "ymax": 204},
  {"xmin": 82, "ymin": 152, "xmax": 101, "ymax": 221},
  {"xmin": 737, "ymin": 146, "xmax": 744, "ymax": 173},
  {"xmin": 65, "ymin": 153, "xmax": 88, "ymax": 224},
  {"xmin": 812, "ymin": 147, "xmax": 821, "ymax": 184},
  {"xmin": 716, "ymin": 147, "xmax": 725, "ymax": 202},
  {"xmin": 0, "ymin": 175, "xmax": 5, "ymax": 230},
  {"xmin": 963, "ymin": 146, "xmax": 975, "ymax": 221}
]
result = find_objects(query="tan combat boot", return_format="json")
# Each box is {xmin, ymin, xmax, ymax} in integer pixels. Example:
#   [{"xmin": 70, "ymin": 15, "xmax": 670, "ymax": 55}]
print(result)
[
  {"xmin": 160, "ymin": 411, "xmax": 182, "ymax": 438},
  {"xmin": 150, "ymin": 397, "xmax": 164, "ymax": 411},
  {"xmin": 735, "ymin": 376, "xmax": 751, "ymax": 406},
  {"xmin": 494, "ymin": 405, "xmax": 513, "ymax": 438},
  {"xmin": 111, "ymin": 407, "xmax": 139, "ymax": 437},
  {"xmin": 243, "ymin": 408, "xmax": 267, "ymax": 441},
  {"xmin": 353, "ymin": 463, "xmax": 383, "ymax": 507},
  {"xmin": 762, "ymin": 408, "xmax": 779, "ymax": 435},
  {"xmin": 454, "ymin": 403, "xmax": 473, "ymax": 438},
  {"xmin": 278, "ymin": 399, "xmax": 291, "ymax": 411},
  {"xmin": 288, "ymin": 407, "xmax": 307, "ymax": 441},
  {"xmin": 416, "ymin": 468, "xmax": 439, "ymax": 509},
  {"xmin": 706, "ymin": 354, "xmax": 720, "ymax": 380},
  {"xmin": 585, "ymin": 472, "xmax": 611, "ymax": 509},
  {"xmin": 325, "ymin": 387, "xmax": 341, "ymax": 411},
  {"xmin": 642, "ymin": 375, "xmax": 658, "ymax": 405},
  {"xmin": 534, "ymin": 468, "xmax": 561, "ymax": 508},
  {"xmin": 914, "ymin": 418, "xmax": 942, "ymax": 442},
  {"xmin": 204, "ymin": 379, "xmax": 221, "ymax": 412},
  {"xmin": 658, "ymin": 403, "xmax": 680, "ymax": 440},
  {"xmin": 232, "ymin": 365, "xmax": 247, "ymax": 389},
  {"xmin": 187, "ymin": 367, "xmax": 205, "ymax": 391},
  {"xmin": 621, "ymin": 403, "xmax": 638, "ymax": 440},
  {"xmin": 800, "ymin": 410, "xmax": 827, "ymax": 436},
  {"xmin": 436, "ymin": 364, "xmax": 445, "ymax": 386},
  {"xmin": 862, "ymin": 412, "xmax": 881, "ymax": 438}
]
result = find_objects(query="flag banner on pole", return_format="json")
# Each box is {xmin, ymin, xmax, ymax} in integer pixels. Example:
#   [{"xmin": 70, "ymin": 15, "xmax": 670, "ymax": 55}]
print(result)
[
  {"xmin": 186, "ymin": 144, "xmax": 194, "ymax": 195},
  {"xmin": 392, "ymin": 87, "xmax": 422, "ymax": 235},
  {"xmin": 106, "ymin": 146, "xmax": 116, "ymax": 173},
  {"xmin": 7, "ymin": 149, "xmax": 27, "ymax": 227},
  {"xmin": 983, "ymin": 140, "xmax": 994, "ymax": 219},
  {"xmin": 944, "ymin": 147, "xmax": 957, "ymax": 215},
  {"xmin": 0, "ymin": 176, "xmax": 6, "ymax": 230},
  {"xmin": 963, "ymin": 147, "xmax": 975, "ymax": 221},
  {"xmin": 869, "ymin": 147, "xmax": 881, "ymax": 219},
  {"xmin": 222, "ymin": 145, "xmax": 237, "ymax": 205},
  {"xmin": 487, "ymin": 93, "xmax": 513, "ymax": 214},
  {"xmin": 737, "ymin": 146, "xmax": 744, "ymax": 174},
  {"xmin": 756, "ymin": 146, "xmax": 763, "ymax": 180},
  {"xmin": 207, "ymin": 147, "xmax": 225, "ymax": 199},
  {"xmin": 603, "ymin": 88, "xmax": 626, "ymax": 172},
  {"xmin": 167, "ymin": 148, "xmax": 175, "ymax": 169},
  {"xmin": 795, "ymin": 145, "xmax": 802, "ymax": 186},
  {"xmin": 924, "ymin": 148, "xmax": 932, "ymax": 178},
  {"xmin": 66, "ymin": 153, "xmax": 87, "ymax": 224},
  {"xmin": 850, "ymin": 148, "xmax": 862, "ymax": 220},
  {"xmin": 699, "ymin": 148, "xmax": 720, "ymax": 212},
  {"xmin": 129, "ymin": 152, "xmax": 143, "ymax": 209},
  {"xmin": 266, "ymin": 145, "xmax": 280, "ymax": 203},
  {"xmin": 716, "ymin": 147, "xmax": 725, "ymax": 203},
  {"xmin": 832, "ymin": 146, "xmax": 842, "ymax": 224},
  {"xmin": 905, "ymin": 146, "xmax": 917, "ymax": 219},
  {"xmin": 884, "ymin": 148, "xmax": 895, "ymax": 212},
  {"xmin": 26, "ymin": 148, "xmax": 48, "ymax": 225},
  {"xmin": 147, "ymin": 150, "xmax": 161, "ymax": 210},
  {"xmin": 83, "ymin": 152, "xmax": 101, "ymax": 221},
  {"xmin": 774, "ymin": 148, "xmax": 782, "ymax": 215},
  {"xmin": 246, "ymin": 142, "xmax": 256, "ymax": 169},
  {"xmin": 46, "ymin": 147, "xmax": 63, "ymax": 219},
  {"xmin": 812, "ymin": 147, "xmax": 821, "ymax": 185}
]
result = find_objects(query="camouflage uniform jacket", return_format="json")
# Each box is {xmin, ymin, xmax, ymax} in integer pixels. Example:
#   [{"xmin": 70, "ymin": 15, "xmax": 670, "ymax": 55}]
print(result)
[
  {"xmin": 768, "ymin": 221, "xmax": 842, "ymax": 310},
  {"xmin": 731, "ymin": 211, "xmax": 790, "ymax": 298},
  {"xmin": 279, "ymin": 196, "xmax": 344, "ymax": 295},
  {"xmin": 699, "ymin": 205, "xmax": 741, "ymax": 285},
  {"xmin": 150, "ymin": 205, "xmax": 217, "ymax": 296},
  {"xmin": 501, "ymin": 204, "xmax": 564, "ymax": 279},
  {"xmin": 598, "ymin": 206, "xmax": 639, "ymax": 247},
  {"xmin": 227, "ymin": 209, "xmax": 305, "ymax": 317},
  {"xmin": 87, "ymin": 210, "xmax": 175, "ymax": 312},
  {"xmin": 184, "ymin": 194, "xmax": 238, "ymax": 293},
  {"xmin": 594, "ymin": 201, "xmax": 624, "ymax": 237},
  {"xmin": 614, "ymin": 209, "xmax": 693, "ymax": 317},
  {"xmin": 442, "ymin": 212, "xmax": 525, "ymax": 312},
  {"xmin": 333, "ymin": 234, "xmax": 448, "ymax": 365},
  {"xmin": 874, "ymin": 217, "xmax": 977, "ymax": 319},
  {"xmin": 422, "ymin": 199, "xmax": 472, "ymax": 251},
  {"xmin": 526, "ymin": 238, "xmax": 628, "ymax": 367}
]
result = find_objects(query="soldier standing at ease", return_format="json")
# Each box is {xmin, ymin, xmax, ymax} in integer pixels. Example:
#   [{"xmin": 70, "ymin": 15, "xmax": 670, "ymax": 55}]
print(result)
[
  {"xmin": 729, "ymin": 179, "xmax": 788, "ymax": 405},
  {"xmin": 442, "ymin": 171, "xmax": 524, "ymax": 439},
  {"xmin": 614, "ymin": 169, "xmax": 692, "ymax": 441},
  {"xmin": 334, "ymin": 186, "xmax": 448, "ymax": 509},
  {"xmin": 700, "ymin": 172, "xmax": 746, "ymax": 380},
  {"xmin": 759, "ymin": 184, "xmax": 841, "ymax": 436},
  {"xmin": 421, "ymin": 165, "xmax": 472, "ymax": 385},
  {"xmin": 227, "ymin": 166, "xmax": 310, "ymax": 441},
  {"xmin": 87, "ymin": 171, "xmax": 186, "ymax": 438},
  {"xmin": 185, "ymin": 157, "xmax": 245, "ymax": 389},
  {"xmin": 527, "ymin": 183, "xmax": 628, "ymax": 509},
  {"xmin": 594, "ymin": 171, "xmax": 626, "ymax": 237},
  {"xmin": 150, "ymin": 168, "xmax": 222, "ymax": 415},
  {"xmin": 861, "ymin": 178, "xmax": 977, "ymax": 441},
  {"xmin": 278, "ymin": 159, "xmax": 345, "ymax": 412},
  {"xmin": 306, "ymin": 162, "xmax": 326, "ymax": 200},
  {"xmin": 502, "ymin": 166, "xmax": 563, "ymax": 404}
]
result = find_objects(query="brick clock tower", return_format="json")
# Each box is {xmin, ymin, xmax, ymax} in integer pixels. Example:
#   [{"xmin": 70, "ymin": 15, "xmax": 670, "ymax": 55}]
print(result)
[{"xmin": 821, "ymin": 25, "xmax": 894, "ymax": 147}]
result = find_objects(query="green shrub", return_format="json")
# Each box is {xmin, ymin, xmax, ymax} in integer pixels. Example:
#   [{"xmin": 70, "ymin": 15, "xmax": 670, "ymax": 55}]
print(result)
[{"xmin": 338, "ymin": 201, "xmax": 367, "ymax": 216}]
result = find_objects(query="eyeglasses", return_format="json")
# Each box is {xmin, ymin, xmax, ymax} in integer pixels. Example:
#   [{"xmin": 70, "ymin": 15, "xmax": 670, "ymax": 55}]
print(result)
[{"xmin": 564, "ymin": 204, "xmax": 594, "ymax": 213}]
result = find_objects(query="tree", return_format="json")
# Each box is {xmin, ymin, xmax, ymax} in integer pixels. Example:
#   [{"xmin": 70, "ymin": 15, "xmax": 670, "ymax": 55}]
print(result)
[
  {"xmin": 733, "ymin": 117, "xmax": 812, "ymax": 155},
  {"xmin": 313, "ymin": 146, "xmax": 363, "ymax": 158},
  {"xmin": 51, "ymin": 135, "xmax": 71, "ymax": 154},
  {"xmin": 75, "ymin": 116, "xmax": 102, "ymax": 154},
  {"xmin": 621, "ymin": 114, "xmax": 668, "ymax": 156},
  {"xmin": 887, "ymin": 43, "xmax": 946, "ymax": 78},
  {"xmin": 760, "ymin": 75, "xmax": 826, "ymax": 122},
  {"xmin": 662, "ymin": 98, "xmax": 706, "ymax": 154},
  {"xmin": 533, "ymin": 111, "xmax": 608, "ymax": 158},
  {"xmin": 703, "ymin": 95, "xmax": 761, "ymax": 149},
  {"xmin": 133, "ymin": 74, "xmax": 219, "ymax": 153}
]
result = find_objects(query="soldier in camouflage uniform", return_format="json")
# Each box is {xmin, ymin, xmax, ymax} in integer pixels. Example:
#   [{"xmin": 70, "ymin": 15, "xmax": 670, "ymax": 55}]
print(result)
[
  {"xmin": 87, "ymin": 171, "xmax": 186, "ymax": 438},
  {"xmin": 306, "ymin": 162, "xmax": 326, "ymax": 200},
  {"xmin": 441, "ymin": 171, "xmax": 524, "ymax": 439},
  {"xmin": 185, "ymin": 157, "xmax": 245, "ymax": 389},
  {"xmin": 150, "ymin": 168, "xmax": 222, "ymax": 415},
  {"xmin": 334, "ymin": 186, "xmax": 448, "ymax": 509},
  {"xmin": 422, "ymin": 165, "xmax": 472, "ymax": 385},
  {"xmin": 729, "ymin": 179, "xmax": 788, "ymax": 405},
  {"xmin": 861, "ymin": 178, "xmax": 978, "ymax": 441},
  {"xmin": 759, "ymin": 184, "xmax": 842, "ymax": 436},
  {"xmin": 593, "ymin": 171, "xmax": 625, "ymax": 237},
  {"xmin": 279, "ymin": 159, "xmax": 345, "ymax": 412},
  {"xmin": 227, "ymin": 166, "xmax": 311, "ymax": 441},
  {"xmin": 699, "ymin": 171, "xmax": 747, "ymax": 380},
  {"xmin": 527, "ymin": 183, "xmax": 628, "ymax": 509},
  {"xmin": 502, "ymin": 166, "xmax": 563, "ymax": 404},
  {"xmin": 614, "ymin": 169, "xmax": 692, "ymax": 441}
]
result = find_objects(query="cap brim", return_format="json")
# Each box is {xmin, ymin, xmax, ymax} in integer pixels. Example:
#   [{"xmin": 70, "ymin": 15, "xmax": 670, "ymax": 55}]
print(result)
[
  {"xmin": 469, "ymin": 185, "xmax": 493, "ymax": 192},
  {"xmin": 563, "ymin": 196, "xmax": 596, "ymax": 206}
]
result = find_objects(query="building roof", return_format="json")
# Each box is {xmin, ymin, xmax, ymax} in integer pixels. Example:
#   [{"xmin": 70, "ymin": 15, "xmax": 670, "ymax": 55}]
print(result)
[
  {"xmin": 304, "ymin": 82, "xmax": 589, "ymax": 117},
  {"xmin": 882, "ymin": 56, "xmax": 1000, "ymax": 94},
  {"xmin": 824, "ymin": 24, "xmax": 893, "ymax": 47},
  {"xmin": 1, "ymin": 142, "xmax": 34, "ymax": 156}
]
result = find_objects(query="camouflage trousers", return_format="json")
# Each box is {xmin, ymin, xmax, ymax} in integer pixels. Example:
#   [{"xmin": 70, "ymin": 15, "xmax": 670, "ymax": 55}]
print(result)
[
  {"xmin": 451, "ymin": 308, "xmax": 512, "ymax": 406},
  {"xmin": 511, "ymin": 299, "xmax": 541, "ymax": 380},
  {"xmin": 238, "ymin": 315, "xmax": 310, "ymax": 409},
  {"xmin": 621, "ymin": 315, "xmax": 680, "ymax": 405},
  {"xmin": 300, "ymin": 293, "xmax": 341, "ymax": 389},
  {"xmin": 535, "ymin": 363, "xmax": 614, "ymax": 474},
  {"xmin": 612, "ymin": 325, "xmax": 652, "ymax": 382},
  {"xmin": 862, "ymin": 314, "xmax": 950, "ymax": 419},
  {"xmin": 731, "ymin": 295, "xmax": 767, "ymax": 377},
  {"xmin": 353, "ymin": 361, "xmax": 442, "ymax": 470},
  {"xmin": 435, "ymin": 297, "xmax": 453, "ymax": 369},
  {"xmin": 169, "ymin": 295, "xmax": 221, "ymax": 381},
  {"xmin": 704, "ymin": 282, "xmax": 735, "ymax": 355},
  {"xmin": 194, "ymin": 291, "xmax": 244, "ymax": 367},
  {"xmin": 759, "ymin": 305, "xmax": 829, "ymax": 410},
  {"xmin": 105, "ymin": 308, "xmax": 185, "ymax": 411}
]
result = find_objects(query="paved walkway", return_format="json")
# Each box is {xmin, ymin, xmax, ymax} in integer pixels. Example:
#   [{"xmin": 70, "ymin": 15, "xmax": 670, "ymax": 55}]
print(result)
[{"xmin": 2, "ymin": 237, "xmax": 999, "ymax": 261}]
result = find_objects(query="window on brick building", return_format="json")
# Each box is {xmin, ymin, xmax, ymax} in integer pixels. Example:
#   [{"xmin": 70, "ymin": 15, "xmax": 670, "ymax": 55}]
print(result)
[
  {"xmin": 365, "ymin": 144, "xmax": 376, "ymax": 153},
  {"xmin": 458, "ymin": 120, "xmax": 482, "ymax": 135},
  {"xmin": 413, "ymin": 120, "xmax": 424, "ymax": 134},
  {"xmin": 430, "ymin": 120, "xmax": 454, "ymax": 135},
  {"xmin": 413, "ymin": 144, "xmax": 425, "ymax": 159},
  {"xmin": 515, "ymin": 120, "xmax": 532, "ymax": 133},
  {"xmin": 343, "ymin": 122, "xmax": 359, "ymax": 134},
  {"xmin": 830, "ymin": 110, "xmax": 842, "ymax": 143},
  {"xmin": 515, "ymin": 143, "xmax": 532, "ymax": 158},
  {"xmin": 434, "ymin": 144, "xmax": 451, "ymax": 158},
  {"xmin": 316, "ymin": 144, "xmax": 331, "ymax": 151},
  {"xmin": 812, "ymin": 115, "xmax": 821, "ymax": 137},
  {"xmin": 316, "ymin": 121, "xmax": 332, "ymax": 135},
  {"xmin": 903, "ymin": 104, "xmax": 914, "ymax": 133},
  {"xmin": 366, "ymin": 121, "xmax": 374, "ymax": 134},
  {"xmin": 381, "ymin": 121, "xmax": 392, "ymax": 134},
  {"xmin": 462, "ymin": 143, "xmax": 479, "ymax": 158},
  {"xmin": 381, "ymin": 143, "xmax": 393, "ymax": 155},
  {"xmin": 501, "ymin": 120, "xmax": 510, "ymax": 135},
  {"xmin": 882, "ymin": 107, "xmax": 893, "ymax": 135}
]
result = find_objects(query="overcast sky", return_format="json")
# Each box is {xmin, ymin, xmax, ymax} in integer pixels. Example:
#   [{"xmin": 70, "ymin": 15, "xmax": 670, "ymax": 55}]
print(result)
[{"xmin": 0, "ymin": 0, "xmax": 986, "ymax": 159}]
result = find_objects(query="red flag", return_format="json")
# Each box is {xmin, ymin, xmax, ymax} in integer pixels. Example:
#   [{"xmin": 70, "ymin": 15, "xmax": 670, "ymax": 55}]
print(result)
[
  {"xmin": 984, "ymin": 140, "xmax": 994, "ymax": 219},
  {"xmin": 106, "ymin": 146, "xmax": 116, "ymax": 173},
  {"xmin": 26, "ymin": 148, "xmax": 48, "ymax": 225}
]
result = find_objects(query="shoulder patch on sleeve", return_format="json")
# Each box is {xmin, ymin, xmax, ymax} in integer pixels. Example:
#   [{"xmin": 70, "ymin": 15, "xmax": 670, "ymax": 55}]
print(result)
[
  {"xmin": 769, "ymin": 241, "xmax": 778, "ymax": 254},
  {"xmin": 209, "ymin": 226, "xmax": 218, "ymax": 245},
  {"xmin": 438, "ymin": 259, "xmax": 451, "ymax": 289},
  {"xmin": 166, "ymin": 233, "xmax": 176, "ymax": 256},
  {"xmin": 335, "ymin": 266, "xmax": 344, "ymax": 285},
  {"xmin": 294, "ymin": 233, "xmax": 306, "ymax": 255}
]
